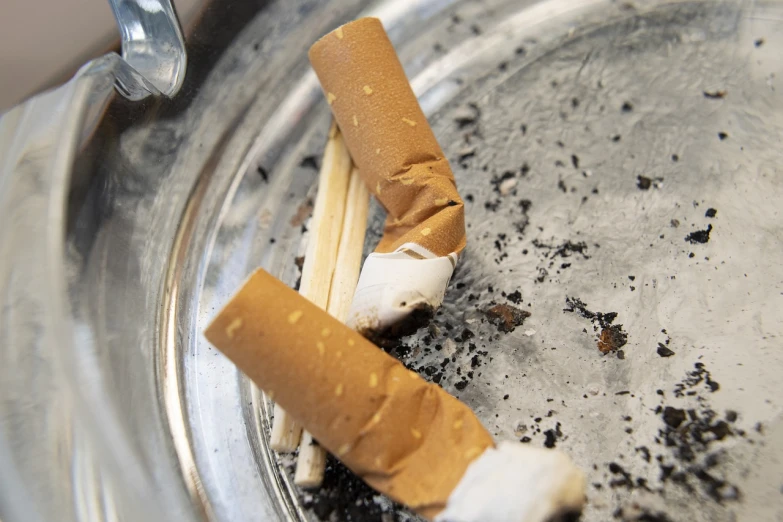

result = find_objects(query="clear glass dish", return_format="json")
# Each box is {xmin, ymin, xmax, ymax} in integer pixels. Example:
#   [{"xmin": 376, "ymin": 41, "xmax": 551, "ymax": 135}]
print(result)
[{"xmin": 1, "ymin": 1, "xmax": 782, "ymax": 521}]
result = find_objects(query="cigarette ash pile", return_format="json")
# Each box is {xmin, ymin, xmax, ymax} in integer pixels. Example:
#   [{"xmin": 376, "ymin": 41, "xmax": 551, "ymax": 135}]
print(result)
[
  {"xmin": 589, "ymin": 361, "xmax": 757, "ymax": 518},
  {"xmin": 298, "ymin": 456, "xmax": 410, "ymax": 522}
]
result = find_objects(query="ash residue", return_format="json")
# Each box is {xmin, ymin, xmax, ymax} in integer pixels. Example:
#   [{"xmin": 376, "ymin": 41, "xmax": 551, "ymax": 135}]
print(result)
[
  {"xmin": 543, "ymin": 422, "xmax": 564, "ymax": 448},
  {"xmin": 359, "ymin": 305, "xmax": 435, "ymax": 349},
  {"xmin": 257, "ymin": 165, "xmax": 269, "ymax": 182},
  {"xmin": 607, "ymin": 462, "xmax": 638, "ymax": 490},
  {"xmin": 533, "ymin": 239, "xmax": 591, "ymax": 260},
  {"xmin": 674, "ymin": 362, "xmax": 719, "ymax": 395},
  {"xmin": 532, "ymin": 239, "xmax": 591, "ymax": 282},
  {"xmin": 486, "ymin": 303, "xmax": 531, "ymax": 333},
  {"xmin": 515, "ymin": 411, "xmax": 566, "ymax": 448},
  {"xmin": 685, "ymin": 224, "xmax": 713, "ymax": 244},
  {"xmin": 703, "ymin": 90, "xmax": 727, "ymax": 100},
  {"xmin": 662, "ymin": 406, "xmax": 686, "ymax": 428},
  {"xmin": 654, "ymin": 399, "xmax": 741, "ymax": 503},
  {"xmin": 515, "ymin": 199, "xmax": 532, "ymax": 235},
  {"xmin": 453, "ymin": 102, "xmax": 480, "ymax": 128},
  {"xmin": 636, "ymin": 175, "xmax": 664, "ymax": 190},
  {"xmin": 657, "ymin": 343, "xmax": 675, "ymax": 357},
  {"xmin": 599, "ymin": 326, "xmax": 629, "ymax": 354},
  {"xmin": 299, "ymin": 155, "xmax": 320, "ymax": 171},
  {"xmin": 302, "ymin": 456, "xmax": 407, "ymax": 521},
  {"xmin": 599, "ymin": 363, "xmax": 747, "ymax": 514},
  {"xmin": 564, "ymin": 297, "xmax": 596, "ymax": 320},
  {"xmin": 293, "ymin": 256, "xmax": 305, "ymax": 291},
  {"xmin": 504, "ymin": 289, "xmax": 523, "ymax": 304},
  {"xmin": 564, "ymin": 297, "xmax": 628, "ymax": 354},
  {"xmin": 613, "ymin": 507, "xmax": 674, "ymax": 522}
]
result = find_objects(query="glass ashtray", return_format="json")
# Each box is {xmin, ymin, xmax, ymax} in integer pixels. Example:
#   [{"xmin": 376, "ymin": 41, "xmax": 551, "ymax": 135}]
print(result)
[{"xmin": 2, "ymin": 1, "xmax": 781, "ymax": 521}]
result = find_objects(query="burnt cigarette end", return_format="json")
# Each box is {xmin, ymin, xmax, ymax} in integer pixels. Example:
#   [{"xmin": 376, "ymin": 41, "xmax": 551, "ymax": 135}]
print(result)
[
  {"xmin": 545, "ymin": 510, "xmax": 584, "ymax": 522},
  {"xmin": 359, "ymin": 304, "xmax": 434, "ymax": 348}
]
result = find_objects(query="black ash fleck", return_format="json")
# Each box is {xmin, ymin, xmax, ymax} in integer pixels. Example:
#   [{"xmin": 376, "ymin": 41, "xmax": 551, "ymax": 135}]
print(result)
[
  {"xmin": 257, "ymin": 165, "xmax": 269, "ymax": 182},
  {"xmin": 685, "ymin": 224, "xmax": 713, "ymax": 244},
  {"xmin": 703, "ymin": 90, "xmax": 727, "ymax": 100},
  {"xmin": 564, "ymin": 297, "xmax": 628, "ymax": 354},
  {"xmin": 637, "ymin": 175, "xmax": 664, "ymax": 190},
  {"xmin": 302, "ymin": 456, "xmax": 408, "ymax": 521}
]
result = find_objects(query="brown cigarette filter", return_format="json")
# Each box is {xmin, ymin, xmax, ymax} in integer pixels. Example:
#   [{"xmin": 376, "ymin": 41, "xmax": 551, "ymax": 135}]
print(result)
[
  {"xmin": 309, "ymin": 17, "xmax": 465, "ymax": 258},
  {"xmin": 205, "ymin": 269, "xmax": 494, "ymax": 518}
]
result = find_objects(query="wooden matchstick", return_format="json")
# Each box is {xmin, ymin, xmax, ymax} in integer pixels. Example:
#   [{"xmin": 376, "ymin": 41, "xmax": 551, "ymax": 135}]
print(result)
[
  {"xmin": 269, "ymin": 125, "xmax": 352, "ymax": 452},
  {"xmin": 295, "ymin": 166, "xmax": 369, "ymax": 487}
]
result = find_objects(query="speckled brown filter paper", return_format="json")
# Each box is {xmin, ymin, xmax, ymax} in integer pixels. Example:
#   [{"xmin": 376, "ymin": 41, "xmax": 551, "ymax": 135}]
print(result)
[
  {"xmin": 309, "ymin": 17, "xmax": 465, "ymax": 256},
  {"xmin": 205, "ymin": 269, "xmax": 494, "ymax": 519}
]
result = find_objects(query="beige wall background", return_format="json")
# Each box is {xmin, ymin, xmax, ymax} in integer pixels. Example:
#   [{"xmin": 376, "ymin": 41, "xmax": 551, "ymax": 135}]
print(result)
[{"xmin": 0, "ymin": 0, "xmax": 199, "ymax": 113}]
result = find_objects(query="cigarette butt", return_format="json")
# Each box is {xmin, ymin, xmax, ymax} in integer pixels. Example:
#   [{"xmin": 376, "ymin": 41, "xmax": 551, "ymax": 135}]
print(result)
[
  {"xmin": 205, "ymin": 269, "xmax": 494, "ymax": 518},
  {"xmin": 309, "ymin": 18, "xmax": 467, "ymax": 338}
]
